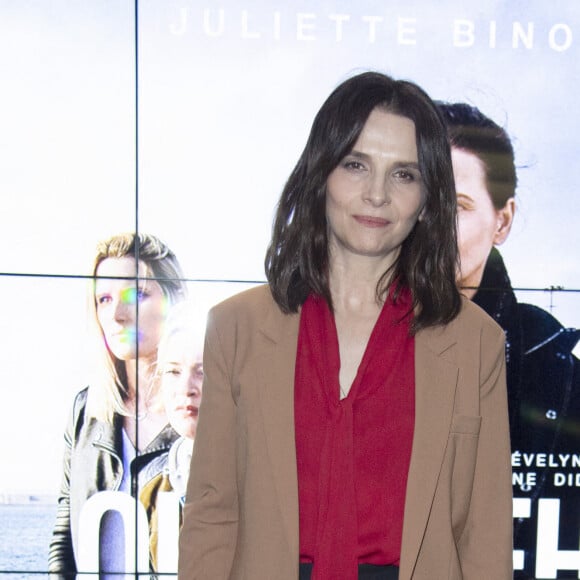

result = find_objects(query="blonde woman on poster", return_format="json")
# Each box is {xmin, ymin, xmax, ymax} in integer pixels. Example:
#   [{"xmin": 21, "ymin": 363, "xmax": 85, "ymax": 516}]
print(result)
[
  {"xmin": 179, "ymin": 72, "xmax": 513, "ymax": 580},
  {"xmin": 49, "ymin": 232, "xmax": 186, "ymax": 578}
]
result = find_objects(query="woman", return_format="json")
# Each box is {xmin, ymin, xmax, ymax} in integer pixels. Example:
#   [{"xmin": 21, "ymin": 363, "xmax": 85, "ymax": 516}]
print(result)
[
  {"xmin": 49, "ymin": 232, "xmax": 187, "ymax": 578},
  {"xmin": 157, "ymin": 303, "xmax": 204, "ymax": 499},
  {"xmin": 438, "ymin": 102, "xmax": 580, "ymax": 579},
  {"xmin": 140, "ymin": 303, "xmax": 204, "ymax": 572},
  {"xmin": 179, "ymin": 72, "xmax": 513, "ymax": 580}
]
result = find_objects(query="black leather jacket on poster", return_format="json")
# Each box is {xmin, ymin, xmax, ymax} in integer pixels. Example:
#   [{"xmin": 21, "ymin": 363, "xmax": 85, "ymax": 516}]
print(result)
[
  {"xmin": 48, "ymin": 387, "xmax": 178, "ymax": 578},
  {"xmin": 473, "ymin": 248, "xmax": 580, "ymax": 579}
]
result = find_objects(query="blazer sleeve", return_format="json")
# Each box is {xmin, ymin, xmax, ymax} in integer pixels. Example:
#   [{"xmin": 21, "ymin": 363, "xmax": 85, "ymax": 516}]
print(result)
[
  {"xmin": 457, "ymin": 320, "xmax": 513, "ymax": 578},
  {"xmin": 178, "ymin": 310, "xmax": 239, "ymax": 579}
]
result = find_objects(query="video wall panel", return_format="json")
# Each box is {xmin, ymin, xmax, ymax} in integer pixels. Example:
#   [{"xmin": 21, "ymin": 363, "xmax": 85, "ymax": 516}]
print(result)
[
  {"xmin": 0, "ymin": 0, "xmax": 136, "ymax": 277},
  {"xmin": 1, "ymin": 1, "xmax": 578, "ymax": 578}
]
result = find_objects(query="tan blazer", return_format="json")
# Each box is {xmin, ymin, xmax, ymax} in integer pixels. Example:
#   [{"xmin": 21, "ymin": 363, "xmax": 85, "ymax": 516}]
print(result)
[{"xmin": 179, "ymin": 285, "xmax": 513, "ymax": 579}]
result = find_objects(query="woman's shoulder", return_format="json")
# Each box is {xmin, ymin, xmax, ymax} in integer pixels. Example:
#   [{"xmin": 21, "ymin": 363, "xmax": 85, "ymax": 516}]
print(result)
[
  {"xmin": 69, "ymin": 387, "xmax": 89, "ymax": 420},
  {"xmin": 455, "ymin": 295, "xmax": 505, "ymax": 339},
  {"xmin": 419, "ymin": 297, "xmax": 505, "ymax": 358},
  {"xmin": 63, "ymin": 387, "xmax": 101, "ymax": 443},
  {"xmin": 206, "ymin": 284, "xmax": 299, "ymax": 356},
  {"xmin": 417, "ymin": 298, "xmax": 506, "ymax": 387},
  {"xmin": 209, "ymin": 284, "xmax": 281, "ymax": 325}
]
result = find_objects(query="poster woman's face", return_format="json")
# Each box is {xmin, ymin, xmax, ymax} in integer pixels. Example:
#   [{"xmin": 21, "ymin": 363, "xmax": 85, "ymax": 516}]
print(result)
[
  {"xmin": 159, "ymin": 331, "xmax": 203, "ymax": 440},
  {"xmin": 452, "ymin": 147, "xmax": 514, "ymax": 298},
  {"xmin": 95, "ymin": 257, "xmax": 167, "ymax": 361}
]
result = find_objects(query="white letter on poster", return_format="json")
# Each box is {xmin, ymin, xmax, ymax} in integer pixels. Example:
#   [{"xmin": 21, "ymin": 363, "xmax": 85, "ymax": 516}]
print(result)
[
  {"xmin": 536, "ymin": 498, "xmax": 580, "ymax": 578},
  {"xmin": 513, "ymin": 497, "xmax": 531, "ymax": 571},
  {"xmin": 156, "ymin": 491, "xmax": 181, "ymax": 574},
  {"xmin": 297, "ymin": 13, "xmax": 317, "ymax": 41},
  {"xmin": 273, "ymin": 12, "xmax": 281, "ymax": 41},
  {"xmin": 329, "ymin": 14, "xmax": 350, "ymax": 42},
  {"xmin": 76, "ymin": 491, "xmax": 149, "ymax": 578},
  {"xmin": 169, "ymin": 8, "xmax": 187, "ymax": 36},
  {"xmin": 241, "ymin": 10, "xmax": 261, "ymax": 39},
  {"xmin": 549, "ymin": 24, "xmax": 573, "ymax": 52},
  {"xmin": 362, "ymin": 16, "xmax": 383, "ymax": 44},
  {"xmin": 453, "ymin": 20, "xmax": 475, "ymax": 48},
  {"xmin": 203, "ymin": 9, "xmax": 225, "ymax": 38},
  {"xmin": 488, "ymin": 20, "xmax": 497, "ymax": 48},
  {"xmin": 512, "ymin": 22, "xmax": 534, "ymax": 49},
  {"xmin": 397, "ymin": 18, "xmax": 417, "ymax": 46}
]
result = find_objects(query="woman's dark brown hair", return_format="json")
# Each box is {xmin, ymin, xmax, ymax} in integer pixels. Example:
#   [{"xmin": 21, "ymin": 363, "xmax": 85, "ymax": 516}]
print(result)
[{"xmin": 265, "ymin": 71, "xmax": 461, "ymax": 332}]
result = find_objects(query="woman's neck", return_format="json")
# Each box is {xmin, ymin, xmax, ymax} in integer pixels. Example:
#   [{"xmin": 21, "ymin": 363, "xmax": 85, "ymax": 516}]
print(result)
[
  {"xmin": 329, "ymin": 254, "xmax": 393, "ymax": 314},
  {"xmin": 124, "ymin": 357, "xmax": 157, "ymax": 404},
  {"xmin": 123, "ymin": 357, "xmax": 167, "ymax": 452},
  {"xmin": 125, "ymin": 359, "xmax": 159, "ymax": 420}
]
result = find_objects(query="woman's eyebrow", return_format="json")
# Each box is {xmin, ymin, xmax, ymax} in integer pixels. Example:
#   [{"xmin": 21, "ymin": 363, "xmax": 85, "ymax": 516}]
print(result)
[
  {"xmin": 346, "ymin": 150, "xmax": 370, "ymax": 160},
  {"xmin": 395, "ymin": 161, "xmax": 420, "ymax": 169},
  {"xmin": 348, "ymin": 151, "xmax": 420, "ymax": 168}
]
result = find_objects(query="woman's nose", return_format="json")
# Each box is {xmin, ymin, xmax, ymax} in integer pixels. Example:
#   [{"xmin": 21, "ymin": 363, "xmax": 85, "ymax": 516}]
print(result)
[
  {"xmin": 187, "ymin": 373, "xmax": 202, "ymax": 396},
  {"xmin": 113, "ymin": 299, "xmax": 131, "ymax": 322},
  {"xmin": 364, "ymin": 175, "xmax": 391, "ymax": 206}
]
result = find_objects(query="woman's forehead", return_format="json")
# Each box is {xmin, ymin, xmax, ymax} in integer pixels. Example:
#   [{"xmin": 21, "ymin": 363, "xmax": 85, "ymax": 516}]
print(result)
[{"xmin": 96, "ymin": 256, "xmax": 156, "ymax": 277}]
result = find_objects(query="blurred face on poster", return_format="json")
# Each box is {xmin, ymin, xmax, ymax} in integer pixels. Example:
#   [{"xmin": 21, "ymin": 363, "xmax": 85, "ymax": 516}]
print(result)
[
  {"xmin": 159, "ymin": 329, "xmax": 203, "ymax": 440},
  {"xmin": 95, "ymin": 256, "xmax": 167, "ymax": 362},
  {"xmin": 452, "ymin": 148, "xmax": 515, "ymax": 298}
]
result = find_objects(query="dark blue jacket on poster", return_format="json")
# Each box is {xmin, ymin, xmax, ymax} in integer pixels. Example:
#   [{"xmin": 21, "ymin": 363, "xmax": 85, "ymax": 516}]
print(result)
[{"xmin": 473, "ymin": 248, "xmax": 580, "ymax": 580}]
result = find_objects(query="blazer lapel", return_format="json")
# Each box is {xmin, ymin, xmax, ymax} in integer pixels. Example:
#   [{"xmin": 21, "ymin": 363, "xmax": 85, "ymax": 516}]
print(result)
[
  {"xmin": 255, "ymin": 300, "xmax": 301, "ymax": 559},
  {"xmin": 399, "ymin": 324, "xmax": 459, "ymax": 579}
]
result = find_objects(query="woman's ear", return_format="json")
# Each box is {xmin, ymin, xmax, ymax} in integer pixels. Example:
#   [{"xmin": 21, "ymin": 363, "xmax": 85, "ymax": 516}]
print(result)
[
  {"xmin": 493, "ymin": 198, "xmax": 516, "ymax": 245},
  {"xmin": 417, "ymin": 204, "xmax": 427, "ymax": 222}
]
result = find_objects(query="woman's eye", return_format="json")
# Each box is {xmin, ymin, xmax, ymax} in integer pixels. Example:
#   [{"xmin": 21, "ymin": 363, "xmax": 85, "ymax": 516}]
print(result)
[
  {"xmin": 96, "ymin": 295, "xmax": 112, "ymax": 305},
  {"xmin": 120, "ymin": 287, "xmax": 147, "ymax": 304},
  {"xmin": 163, "ymin": 368, "xmax": 182, "ymax": 376},
  {"xmin": 342, "ymin": 159, "xmax": 366, "ymax": 171},
  {"xmin": 394, "ymin": 169, "xmax": 417, "ymax": 181}
]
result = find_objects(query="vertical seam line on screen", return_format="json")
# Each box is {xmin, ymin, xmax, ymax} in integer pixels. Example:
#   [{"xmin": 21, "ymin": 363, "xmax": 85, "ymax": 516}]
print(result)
[{"xmin": 133, "ymin": 0, "xmax": 141, "ymax": 577}]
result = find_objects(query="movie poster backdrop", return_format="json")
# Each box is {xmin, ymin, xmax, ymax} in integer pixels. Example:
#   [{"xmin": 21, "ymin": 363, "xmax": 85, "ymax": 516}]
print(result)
[{"xmin": 0, "ymin": 1, "xmax": 578, "ymax": 578}]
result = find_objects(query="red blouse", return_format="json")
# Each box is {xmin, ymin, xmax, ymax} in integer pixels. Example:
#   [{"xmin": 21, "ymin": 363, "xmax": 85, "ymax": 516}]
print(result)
[{"xmin": 295, "ymin": 290, "xmax": 415, "ymax": 580}]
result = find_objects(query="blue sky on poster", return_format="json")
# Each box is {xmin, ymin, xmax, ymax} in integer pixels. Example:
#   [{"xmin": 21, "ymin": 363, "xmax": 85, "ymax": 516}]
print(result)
[{"xmin": 0, "ymin": 0, "xmax": 578, "ymax": 493}]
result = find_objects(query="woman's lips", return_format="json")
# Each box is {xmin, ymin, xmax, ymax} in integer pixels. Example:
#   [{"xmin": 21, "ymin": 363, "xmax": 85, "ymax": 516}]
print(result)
[
  {"xmin": 178, "ymin": 404, "xmax": 199, "ymax": 417},
  {"xmin": 353, "ymin": 215, "xmax": 390, "ymax": 227}
]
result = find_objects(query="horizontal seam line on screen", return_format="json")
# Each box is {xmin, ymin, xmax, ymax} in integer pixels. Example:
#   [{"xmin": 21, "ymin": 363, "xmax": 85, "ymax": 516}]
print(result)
[{"xmin": 1, "ymin": 272, "xmax": 578, "ymax": 292}]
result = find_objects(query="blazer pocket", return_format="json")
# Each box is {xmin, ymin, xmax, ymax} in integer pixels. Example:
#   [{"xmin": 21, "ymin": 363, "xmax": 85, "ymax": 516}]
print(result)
[
  {"xmin": 450, "ymin": 413, "xmax": 481, "ymax": 436},
  {"xmin": 447, "ymin": 414, "xmax": 482, "ymax": 540}
]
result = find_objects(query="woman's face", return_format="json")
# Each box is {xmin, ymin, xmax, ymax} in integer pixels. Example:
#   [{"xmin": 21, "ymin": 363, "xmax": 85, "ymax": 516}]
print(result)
[
  {"xmin": 159, "ymin": 332, "xmax": 203, "ymax": 440},
  {"xmin": 325, "ymin": 108, "xmax": 425, "ymax": 270},
  {"xmin": 452, "ymin": 147, "xmax": 515, "ymax": 298},
  {"xmin": 95, "ymin": 257, "xmax": 167, "ymax": 362}
]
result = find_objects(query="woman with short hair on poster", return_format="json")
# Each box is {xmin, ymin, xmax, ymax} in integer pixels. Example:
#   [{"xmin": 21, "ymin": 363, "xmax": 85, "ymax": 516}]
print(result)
[
  {"xmin": 49, "ymin": 232, "xmax": 186, "ymax": 579},
  {"xmin": 140, "ymin": 302, "xmax": 204, "ymax": 571},
  {"xmin": 178, "ymin": 72, "xmax": 513, "ymax": 579},
  {"xmin": 438, "ymin": 101, "xmax": 580, "ymax": 579}
]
